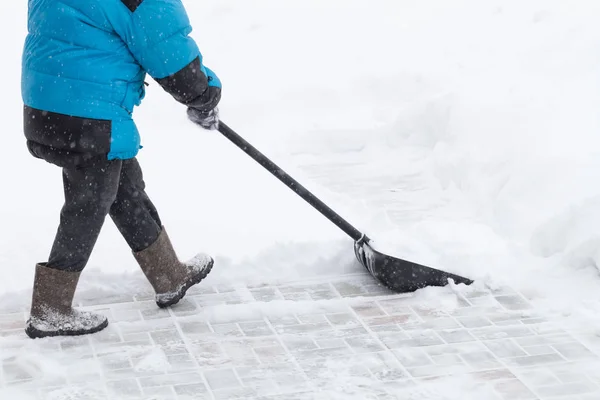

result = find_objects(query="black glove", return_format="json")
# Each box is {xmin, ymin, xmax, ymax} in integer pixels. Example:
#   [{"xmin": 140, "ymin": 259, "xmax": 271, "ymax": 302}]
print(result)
[
  {"xmin": 186, "ymin": 82, "xmax": 221, "ymax": 130},
  {"xmin": 187, "ymin": 107, "xmax": 219, "ymax": 130}
]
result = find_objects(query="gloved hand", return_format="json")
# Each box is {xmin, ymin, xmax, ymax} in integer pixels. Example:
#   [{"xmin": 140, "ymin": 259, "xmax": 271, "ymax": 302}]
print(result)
[
  {"xmin": 184, "ymin": 65, "xmax": 221, "ymax": 130},
  {"xmin": 187, "ymin": 107, "xmax": 219, "ymax": 130}
]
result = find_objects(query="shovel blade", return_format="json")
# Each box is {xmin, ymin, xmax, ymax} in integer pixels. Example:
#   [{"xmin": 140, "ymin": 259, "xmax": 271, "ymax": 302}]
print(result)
[{"xmin": 354, "ymin": 239, "xmax": 473, "ymax": 293}]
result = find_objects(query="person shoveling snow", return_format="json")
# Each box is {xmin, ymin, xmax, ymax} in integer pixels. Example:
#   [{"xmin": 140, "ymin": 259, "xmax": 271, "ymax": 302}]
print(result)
[{"xmin": 21, "ymin": 0, "xmax": 220, "ymax": 338}]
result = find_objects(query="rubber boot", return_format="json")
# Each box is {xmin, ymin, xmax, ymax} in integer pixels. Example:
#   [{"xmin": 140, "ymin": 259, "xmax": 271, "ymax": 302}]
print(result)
[
  {"xmin": 25, "ymin": 263, "xmax": 108, "ymax": 339},
  {"xmin": 133, "ymin": 228, "xmax": 213, "ymax": 308}
]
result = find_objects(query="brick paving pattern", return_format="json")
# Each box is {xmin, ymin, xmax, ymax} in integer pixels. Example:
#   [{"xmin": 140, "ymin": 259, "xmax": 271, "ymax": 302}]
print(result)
[{"xmin": 1, "ymin": 271, "xmax": 599, "ymax": 399}]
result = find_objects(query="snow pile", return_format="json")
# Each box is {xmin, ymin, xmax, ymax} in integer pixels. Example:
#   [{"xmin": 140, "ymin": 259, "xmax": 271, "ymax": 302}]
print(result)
[{"xmin": 278, "ymin": 0, "xmax": 600, "ymax": 312}]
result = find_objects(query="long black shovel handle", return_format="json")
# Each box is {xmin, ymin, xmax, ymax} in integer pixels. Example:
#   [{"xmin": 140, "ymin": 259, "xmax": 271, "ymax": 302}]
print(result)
[{"xmin": 217, "ymin": 121, "xmax": 368, "ymax": 243}]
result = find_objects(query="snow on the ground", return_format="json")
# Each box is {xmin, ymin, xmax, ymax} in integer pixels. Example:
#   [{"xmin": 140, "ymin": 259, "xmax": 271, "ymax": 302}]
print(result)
[
  {"xmin": 3, "ymin": 0, "xmax": 600, "ymax": 397},
  {"xmin": 1, "ymin": 0, "xmax": 600, "ymax": 309}
]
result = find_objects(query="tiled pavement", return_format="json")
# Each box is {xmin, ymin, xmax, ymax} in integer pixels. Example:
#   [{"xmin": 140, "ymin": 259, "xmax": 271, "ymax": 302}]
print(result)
[{"xmin": 2, "ymin": 272, "xmax": 600, "ymax": 399}]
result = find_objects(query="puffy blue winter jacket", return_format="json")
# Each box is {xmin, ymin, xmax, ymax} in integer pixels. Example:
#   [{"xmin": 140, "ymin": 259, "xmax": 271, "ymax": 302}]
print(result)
[{"xmin": 22, "ymin": 0, "xmax": 221, "ymax": 166}]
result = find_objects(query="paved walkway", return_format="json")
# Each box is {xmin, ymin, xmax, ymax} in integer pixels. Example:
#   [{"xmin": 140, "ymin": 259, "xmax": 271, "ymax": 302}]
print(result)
[{"xmin": 2, "ymin": 270, "xmax": 600, "ymax": 400}]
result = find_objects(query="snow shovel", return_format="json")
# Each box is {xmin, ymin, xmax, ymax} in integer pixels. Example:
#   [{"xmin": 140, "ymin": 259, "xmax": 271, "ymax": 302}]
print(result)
[{"xmin": 217, "ymin": 121, "xmax": 474, "ymax": 293}]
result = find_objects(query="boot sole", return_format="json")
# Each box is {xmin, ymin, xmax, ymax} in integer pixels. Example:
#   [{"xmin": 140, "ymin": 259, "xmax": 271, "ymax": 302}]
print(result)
[
  {"xmin": 156, "ymin": 258, "xmax": 214, "ymax": 308},
  {"xmin": 25, "ymin": 318, "xmax": 109, "ymax": 339}
]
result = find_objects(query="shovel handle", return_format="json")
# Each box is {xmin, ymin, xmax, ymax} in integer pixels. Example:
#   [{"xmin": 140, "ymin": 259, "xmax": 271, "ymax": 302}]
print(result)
[{"xmin": 217, "ymin": 121, "xmax": 368, "ymax": 243}]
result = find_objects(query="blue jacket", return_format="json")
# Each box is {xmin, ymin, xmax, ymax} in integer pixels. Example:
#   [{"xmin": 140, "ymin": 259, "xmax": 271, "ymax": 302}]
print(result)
[{"xmin": 22, "ymin": 0, "xmax": 221, "ymax": 165}]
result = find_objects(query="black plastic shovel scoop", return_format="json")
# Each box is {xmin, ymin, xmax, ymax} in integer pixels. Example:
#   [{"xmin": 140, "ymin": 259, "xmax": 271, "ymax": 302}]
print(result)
[{"xmin": 216, "ymin": 121, "xmax": 473, "ymax": 293}]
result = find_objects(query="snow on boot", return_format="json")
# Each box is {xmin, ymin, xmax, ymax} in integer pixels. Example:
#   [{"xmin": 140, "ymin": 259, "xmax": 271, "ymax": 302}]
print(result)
[
  {"xmin": 25, "ymin": 263, "xmax": 108, "ymax": 339},
  {"xmin": 134, "ymin": 227, "xmax": 213, "ymax": 308}
]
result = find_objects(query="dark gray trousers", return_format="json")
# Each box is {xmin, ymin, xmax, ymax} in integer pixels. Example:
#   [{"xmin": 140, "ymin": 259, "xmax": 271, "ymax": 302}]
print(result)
[{"xmin": 47, "ymin": 158, "xmax": 162, "ymax": 271}]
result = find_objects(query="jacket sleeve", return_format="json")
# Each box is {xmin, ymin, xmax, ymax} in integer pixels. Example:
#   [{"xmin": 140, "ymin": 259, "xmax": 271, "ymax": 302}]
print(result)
[{"xmin": 118, "ymin": 0, "xmax": 221, "ymax": 106}]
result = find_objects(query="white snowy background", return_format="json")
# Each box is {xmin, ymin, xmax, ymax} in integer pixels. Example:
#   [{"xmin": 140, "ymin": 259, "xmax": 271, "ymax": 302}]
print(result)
[{"xmin": 3, "ymin": 0, "xmax": 600, "ymax": 398}]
